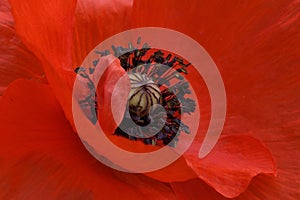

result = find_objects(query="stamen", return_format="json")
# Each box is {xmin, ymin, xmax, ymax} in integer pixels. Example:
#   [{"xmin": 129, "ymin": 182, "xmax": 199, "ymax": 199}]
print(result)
[
  {"xmin": 74, "ymin": 67, "xmax": 98, "ymax": 124},
  {"xmin": 111, "ymin": 39, "xmax": 195, "ymax": 147},
  {"xmin": 75, "ymin": 38, "xmax": 196, "ymax": 147}
]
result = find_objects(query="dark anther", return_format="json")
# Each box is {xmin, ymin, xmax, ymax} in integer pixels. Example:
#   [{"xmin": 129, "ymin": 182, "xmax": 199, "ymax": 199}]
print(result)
[
  {"xmin": 76, "ymin": 38, "xmax": 196, "ymax": 147},
  {"xmin": 74, "ymin": 65, "xmax": 98, "ymax": 124},
  {"xmin": 93, "ymin": 59, "xmax": 99, "ymax": 67},
  {"xmin": 137, "ymin": 36, "xmax": 142, "ymax": 45},
  {"xmin": 74, "ymin": 67, "xmax": 85, "ymax": 73},
  {"xmin": 89, "ymin": 67, "xmax": 95, "ymax": 74}
]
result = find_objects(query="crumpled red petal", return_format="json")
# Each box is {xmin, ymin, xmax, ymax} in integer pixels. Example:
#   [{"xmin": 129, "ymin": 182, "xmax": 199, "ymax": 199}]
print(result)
[
  {"xmin": 0, "ymin": 0, "xmax": 44, "ymax": 95},
  {"xmin": 131, "ymin": 0, "xmax": 299, "ymax": 198},
  {"xmin": 72, "ymin": 0, "xmax": 134, "ymax": 67},
  {"xmin": 96, "ymin": 55, "xmax": 129, "ymax": 135},
  {"xmin": 8, "ymin": 0, "xmax": 78, "ymax": 128},
  {"xmin": 8, "ymin": 0, "xmax": 135, "ymax": 130},
  {"xmin": 8, "ymin": 0, "xmax": 76, "ymax": 70},
  {"xmin": 0, "ymin": 79, "xmax": 175, "ymax": 199},
  {"xmin": 184, "ymin": 135, "xmax": 276, "ymax": 198},
  {"xmin": 207, "ymin": 1, "xmax": 300, "ymax": 198}
]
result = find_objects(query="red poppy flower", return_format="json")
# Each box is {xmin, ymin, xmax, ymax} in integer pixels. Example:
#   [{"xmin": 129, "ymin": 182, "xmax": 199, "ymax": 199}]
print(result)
[{"xmin": 1, "ymin": 0, "xmax": 300, "ymax": 199}]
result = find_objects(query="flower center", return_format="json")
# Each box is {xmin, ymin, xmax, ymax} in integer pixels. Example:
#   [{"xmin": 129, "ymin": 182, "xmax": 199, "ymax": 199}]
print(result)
[
  {"xmin": 128, "ymin": 73, "xmax": 162, "ymax": 126},
  {"xmin": 75, "ymin": 38, "xmax": 196, "ymax": 147},
  {"xmin": 112, "ymin": 39, "xmax": 195, "ymax": 147}
]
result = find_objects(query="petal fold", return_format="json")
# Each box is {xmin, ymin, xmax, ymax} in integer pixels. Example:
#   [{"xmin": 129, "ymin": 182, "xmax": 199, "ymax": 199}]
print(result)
[
  {"xmin": 8, "ymin": 0, "xmax": 78, "ymax": 127},
  {"xmin": 0, "ymin": 0, "xmax": 44, "ymax": 95},
  {"xmin": 72, "ymin": 0, "xmax": 134, "ymax": 67},
  {"xmin": 0, "ymin": 79, "xmax": 175, "ymax": 199},
  {"xmin": 185, "ymin": 135, "xmax": 276, "ymax": 198},
  {"xmin": 8, "ymin": 0, "xmax": 76, "ymax": 69}
]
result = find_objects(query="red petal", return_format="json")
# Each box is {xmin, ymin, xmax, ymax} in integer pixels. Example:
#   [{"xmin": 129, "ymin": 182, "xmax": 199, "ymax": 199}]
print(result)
[
  {"xmin": 0, "ymin": 0, "xmax": 44, "ymax": 95},
  {"xmin": 132, "ymin": 0, "xmax": 300, "ymax": 198},
  {"xmin": 96, "ymin": 55, "xmax": 129, "ymax": 135},
  {"xmin": 8, "ymin": 0, "xmax": 134, "ymax": 129},
  {"xmin": 8, "ymin": 0, "xmax": 76, "ymax": 70},
  {"xmin": 171, "ymin": 179, "xmax": 228, "ymax": 200},
  {"xmin": 0, "ymin": 79, "xmax": 175, "ymax": 199},
  {"xmin": 72, "ymin": 0, "xmax": 134, "ymax": 67},
  {"xmin": 184, "ymin": 135, "xmax": 276, "ymax": 198},
  {"xmin": 8, "ymin": 0, "xmax": 78, "ymax": 127},
  {"xmin": 144, "ymin": 157, "xmax": 198, "ymax": 182},
  {"xmin": 209, "ymin": 1, "xmax": 300, "ymax": 199}
]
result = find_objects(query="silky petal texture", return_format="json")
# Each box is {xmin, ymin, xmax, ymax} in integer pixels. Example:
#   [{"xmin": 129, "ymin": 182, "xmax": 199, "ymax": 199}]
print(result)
[
  {"xmin": 0, "ymin": 0, "xmax": 44, "ymax": 95},
  {"xmin": 131, "ymin": 0, "xmax": 300, "ymax": 199},
  {"xmin": 8, "ymin": 0, "xmax": 78, "ymax": 129},
  {"xmin": 8, "ymin": 0, "xmax": 76, "ymax": 70},
  {"xmin": 96, "ymin": 55, "xmax": 129, "ymax": 136},
  {"xmin": 205, "ymin": 2, "xmax": 300, "ymax": 199},
  {"xmin": 0, "ymin": 79, "xmax": 176, "ymax": 199},
  {"xmin": 185, "ymin": 135, "xmax": 276, "ymax": 198},
  {"xmin": 72, "ymin": 0, "xmax": 134, "ymax": 67},
  {"xmin": 8, "ymin": 0, "xmax": 134, "ymax": 130}
]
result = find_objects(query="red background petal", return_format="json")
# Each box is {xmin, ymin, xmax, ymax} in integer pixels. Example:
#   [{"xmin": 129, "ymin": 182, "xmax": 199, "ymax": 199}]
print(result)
[
  {"xmin": 0, "ymin": 79, "xmax": 176, "ymax": 199},
  {"xmin": 0, "ymin": 0, "xmax": 44, "ymax": 95}
]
